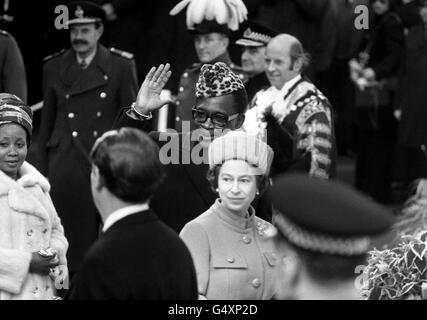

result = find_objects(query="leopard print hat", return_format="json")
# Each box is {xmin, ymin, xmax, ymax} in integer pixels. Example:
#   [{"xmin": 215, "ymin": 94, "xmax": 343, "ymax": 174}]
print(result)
[{"xmin": 195, "ymin": 62, "xmax": 244, "ymax": 98}]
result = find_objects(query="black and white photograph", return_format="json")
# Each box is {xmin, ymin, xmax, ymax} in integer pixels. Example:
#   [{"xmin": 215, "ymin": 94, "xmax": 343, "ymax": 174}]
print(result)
[{"xmin": 0, "ymin": 0, "xmax": 427, "ymax": 310}]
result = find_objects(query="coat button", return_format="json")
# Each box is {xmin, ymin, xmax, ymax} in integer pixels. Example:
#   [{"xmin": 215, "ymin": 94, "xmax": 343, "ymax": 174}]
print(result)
[
  {"xmin": 183, "ymin": 72, "xmax": 188, "ymax": 78},
  {"xmin": 251, "ymin": 278, "xmax": 261, "ymax": 288},
  {"xmin": 175, "ymin": 116, "xmax": 180, "ymax": 122},
  {"xmin": 179, "ymin": 87, "xmax": 184, "ymax": 92},
  {"xmin": 68, "ymin": 113, "xmax": 75, "ymax": 119},
  {"xmin": 100, "ymin": 92, "xmax": 107, "ymax": 99},
  {"xmin": 243, "ymin": 236, "xmax": 252, "ymax": 244},
  {"xmin": 27, "ymin": 229, "xmax": 33, "ymax": 236},
  {"xmin": 96, "ymin": 111, "xmax": 102, "ymax": 117},
  {"xmin": 93, "ymin": 131, "xmax": 98, "ymax": 137},
  {"xmin": 65, "ymin": 94, "xmax": 70, "ymax": 100},
  {"xmin": 227, "ymin": 257, "xmax": 235, "ymax": 263},
  {"xmin": 104, "ymin": 75, "xmax": 109, "ymax": 81},
  {"xmin": 72, "ymin": 131, "xmax": 78, "ymax": 137},
  {"xmin": 175, "ymin": 100, "xmax": 180, "ymax": 106}
]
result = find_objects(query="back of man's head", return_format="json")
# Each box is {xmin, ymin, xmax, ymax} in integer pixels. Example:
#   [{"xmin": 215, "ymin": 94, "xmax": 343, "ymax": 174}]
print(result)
[{"xmin": 90, "ymin": 128, "xmax": 165, "ymax": 203}]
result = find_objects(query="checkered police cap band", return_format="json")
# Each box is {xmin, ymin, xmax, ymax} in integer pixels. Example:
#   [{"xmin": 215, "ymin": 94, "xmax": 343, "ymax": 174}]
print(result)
[
  {"xmin": 196, "ymin": 62, "xmax": 245, "ymax": 99},
  {"xmin": 274, "ymin": 213, "xmax": 371, "ymax": 256}
]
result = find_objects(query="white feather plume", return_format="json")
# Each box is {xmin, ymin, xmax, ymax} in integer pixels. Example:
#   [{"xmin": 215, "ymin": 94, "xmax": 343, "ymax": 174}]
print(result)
[{"xmin": 169, "ymin": 0, "xmax": 248, "ymax": 31}]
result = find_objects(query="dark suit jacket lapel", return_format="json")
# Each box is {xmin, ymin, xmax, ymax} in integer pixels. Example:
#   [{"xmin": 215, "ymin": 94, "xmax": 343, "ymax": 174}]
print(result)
[
  {"xmin": 68, "ymin": 44, "xmax": 111, "ymax": 96},
  {"xmin": 59, "ymin": 49, "xmax": 83, "ymax": 88}
]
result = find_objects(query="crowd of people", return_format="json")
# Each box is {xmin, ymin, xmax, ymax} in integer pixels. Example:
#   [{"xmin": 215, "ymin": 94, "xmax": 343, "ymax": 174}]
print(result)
[{"xmin": 0, "ymin": 0, "xmax": 426, "ymax": 300}]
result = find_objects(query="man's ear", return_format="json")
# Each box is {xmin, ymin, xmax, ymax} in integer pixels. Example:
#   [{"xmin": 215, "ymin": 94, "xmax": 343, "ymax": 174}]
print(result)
[
  {"xmin": 236, "ymin": 113, "xmax": 245, "ymax": 129},
  {"xmin": 293, "ymin": 57, "xmax": 303, "ymax": 73},
  {"xmin": 96, "ymin": 23, "xmax": 104, "ymax": 39},
  {"xmin": 275, "ymin": 251, "xmax": 301, "ymax": 299},
  {"xmin": 222, "ymin": 35, "xmax": 230, "ymax": 49},
  {"xmin": 91, "ymin": 165, "xmax": 104, "ymax": 192}
]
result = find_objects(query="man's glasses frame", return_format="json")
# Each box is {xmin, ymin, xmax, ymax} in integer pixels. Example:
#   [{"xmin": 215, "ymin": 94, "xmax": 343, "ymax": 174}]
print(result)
[{"xmin": 191, "ymin": 107, "xmax": 240, "ymax": 128}]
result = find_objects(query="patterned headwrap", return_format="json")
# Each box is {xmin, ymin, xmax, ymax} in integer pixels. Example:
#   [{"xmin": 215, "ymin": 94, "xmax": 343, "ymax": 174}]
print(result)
[
  {"xmin": 0, "ymin": 93, "xmax": 33, "ymax": 140},
  {"xmin": 196, "ymin": 62, "xmax": 245, "ymax": 98}
]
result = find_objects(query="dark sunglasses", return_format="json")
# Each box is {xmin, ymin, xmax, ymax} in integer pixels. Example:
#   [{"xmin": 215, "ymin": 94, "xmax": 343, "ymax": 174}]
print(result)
[{"xmin": 192, "ymin": 107, "xmax": 240, "ymax": 128}]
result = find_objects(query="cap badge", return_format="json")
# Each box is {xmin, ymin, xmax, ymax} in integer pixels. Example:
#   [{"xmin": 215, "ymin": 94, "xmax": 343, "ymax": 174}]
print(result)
[
  {"xmin": 75, "ymin": 6, "xmax": 84, "ymax": 19},
  {"xmin": 243, "ymin": 27, "xmax": 252, "ymax": 38}
]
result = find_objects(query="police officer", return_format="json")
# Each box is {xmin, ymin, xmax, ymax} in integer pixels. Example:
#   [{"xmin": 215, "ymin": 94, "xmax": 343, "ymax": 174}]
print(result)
[
  {"xmin": 37, "ymin": 1, "xmax": 138, "ymax": 275},
  {"xmin": 268, "ymin": 174, "xmax": 395, "ymax": 300},
  {"xmin": 0, "ymin": 29, "xmax": 26, "ymax": 102},
  {"xmin": 235, "ymin": 21, "xmax": 276, "ymax": 102},
  {"xmin": 169, "ymin": 0, "xmax": 248, "ymax": 132}
]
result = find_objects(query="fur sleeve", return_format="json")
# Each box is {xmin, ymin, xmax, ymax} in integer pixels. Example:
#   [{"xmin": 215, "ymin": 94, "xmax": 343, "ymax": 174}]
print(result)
[
  {"xmin": 0, "ymin": 247, "xmax": 31, "ymax": 294},
  {"xmin": 46, "ymin": 193, "xmax": 68, "ymax": 266}
]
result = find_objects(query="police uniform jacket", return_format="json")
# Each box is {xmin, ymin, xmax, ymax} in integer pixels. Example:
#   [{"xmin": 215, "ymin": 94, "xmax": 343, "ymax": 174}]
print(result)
[
  {"xmin": 249, "ymin": 76, "xmax": 337, "ymax": 178},
  {"xmin": 37, "ymin": 44, "xmax": 138, "ymax": 273},
  {"xmin": 174, "ymin": 52, "xmax": 247, "ymax": 131},
  {"xmin": 0, "ymin": 30, "xmax": 27, "ymax": 102},
  {"xmin": 68, "ymin": 209, "xmax": 198, "ymax": 300},
  {"xmin": 180, "ymin": 199, "xmax": 279, "ymax": 300}
]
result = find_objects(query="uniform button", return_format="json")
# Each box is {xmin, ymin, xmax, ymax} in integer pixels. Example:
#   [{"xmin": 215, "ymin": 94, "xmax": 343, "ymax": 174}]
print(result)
[
  {"xmin": 252, "ymin": 278, "xmax": 261, "ymax": 288},
  {"xmin": 104, "ymin": 75, "xmax": 109, "ymax": 81},
  {"xmin": 179, "ymin": 87, "xmax": 184, "ymax": 92},
  {"xmin": 175, "ymin": 101, "xmax": 180, "ymax": 106},
  {"xmin": 227, "ymin": 257, "xmax": 235, "ymax": 263},
  {"xmin": 93, "ymin": 131, "xmax": 98, "ymax": 137},
  {"xmin": 72, "ymin": 131, "xmax": 78, "ymax": 137},
  {"xmin": 243, "ymin": 236, "xmax": 252, "ymax": 244},
  {"xmin": 183, "ymin": 72, "xmax": 188, "ymax": 78},
  {"xmin": 175, "ymin": 116, "xmax": 180, "ymax": 122},
  {"xmin": 65, "ymin": 94, "xmax": 70, "ymax": 99},
  {"xmin": 68, "ymin": 112, "xmax": 75, "ymax": 119},
  {"xmin": 100, "ymin": 92, "xmax": 107, "ymax": 99},
  {"xmin": 239, "ymin": 74, "xmax": 244, "ymax": 79},
  {"xmin": 96, "ymin": 111, "xmax": 102, "ymax": 117},
  {"xmin": 27, "ymin": 229, "xmax": 33, "ymax": 236}
]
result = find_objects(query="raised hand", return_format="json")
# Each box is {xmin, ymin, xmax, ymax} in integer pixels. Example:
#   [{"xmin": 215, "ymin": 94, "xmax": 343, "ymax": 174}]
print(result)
[{"xmin": 134, "ymin": 63, "xmax": 172, "ymax": 115}]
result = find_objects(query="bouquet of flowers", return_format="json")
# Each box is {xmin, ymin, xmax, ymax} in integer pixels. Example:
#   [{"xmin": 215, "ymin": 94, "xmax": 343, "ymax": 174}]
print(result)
[{"xmin": 363, "ymin": 230, "xmax": 427, "ymax": 300}]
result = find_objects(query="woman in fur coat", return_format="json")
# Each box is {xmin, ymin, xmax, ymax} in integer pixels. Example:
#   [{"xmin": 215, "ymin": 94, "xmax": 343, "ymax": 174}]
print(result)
[{"xmin": 0, "ymin": 93, "xmax": 68, "ymax": 300}]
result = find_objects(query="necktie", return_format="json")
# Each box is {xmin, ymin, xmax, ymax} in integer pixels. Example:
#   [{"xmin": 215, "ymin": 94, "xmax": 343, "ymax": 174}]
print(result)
[{"xmin": 80, "ymin": 59, "xmax": 87, "ymax": 69}]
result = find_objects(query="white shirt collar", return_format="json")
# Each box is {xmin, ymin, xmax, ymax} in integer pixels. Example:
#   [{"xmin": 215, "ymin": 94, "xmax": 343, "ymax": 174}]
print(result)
[
  {"xmin": 102, "ymin": 203, "xmax": 149, "ymax": 232},
  {"xmin": 76, "ymin": 47, "xmax": 97, "ymax": 67},
  {"xmin": 279, "ymin": 74, "xmax": 302, "ymax": 95}
]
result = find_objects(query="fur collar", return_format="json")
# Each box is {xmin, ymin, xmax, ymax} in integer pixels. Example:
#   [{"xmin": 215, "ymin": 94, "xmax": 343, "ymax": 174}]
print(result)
[
  {"xmin": 0, "ymin": 161, "xmax": 50, "ymax": 195},
  {"xmin": 0, "ymin": 162, "xmax": 51, "ymax": 221}
]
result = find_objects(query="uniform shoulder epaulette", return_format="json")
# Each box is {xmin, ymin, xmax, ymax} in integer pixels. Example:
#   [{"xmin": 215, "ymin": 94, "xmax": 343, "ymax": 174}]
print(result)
[
  {"xmin": 110, "ymin": 47, "xmax": 134, "ymax": 60},
  {"xmin": 0, "ymin": 29, "xmax": 10, "ymax": 37},
  {"xmin": 43, "ymin": 49, "xmax": 66, "ymax": 62},
  {"xmin": 229, "ymin": 63, "xmax": 249, "ymax": 83}
]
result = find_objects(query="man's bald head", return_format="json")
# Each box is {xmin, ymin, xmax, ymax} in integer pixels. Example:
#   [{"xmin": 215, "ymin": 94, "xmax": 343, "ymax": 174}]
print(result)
[{"xmin": 265, "ymin": 34, "xmax": 310, "ymax": 89}]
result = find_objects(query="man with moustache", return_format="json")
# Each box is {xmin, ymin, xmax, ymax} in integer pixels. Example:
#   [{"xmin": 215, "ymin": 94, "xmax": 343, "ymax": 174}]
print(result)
[
  {"xmin": 37, "ymin": 1, "xmax": 137, "ymax": 276},
  {"xmin": 244, "ymin": 34, "xmax": 336, "ymax": 178},
  {"xmin": 235, "ymin": 21, "xmax": 277, "ymax": 102}
]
